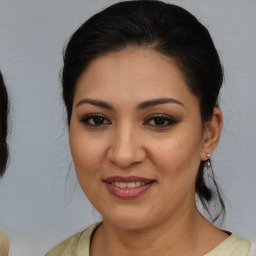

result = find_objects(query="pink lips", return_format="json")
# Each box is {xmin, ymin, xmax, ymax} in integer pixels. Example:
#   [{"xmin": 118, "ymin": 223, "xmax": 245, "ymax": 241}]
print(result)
[{"xmin": 103, "ymin": 176, "xmax": 155, "ymax": 199}]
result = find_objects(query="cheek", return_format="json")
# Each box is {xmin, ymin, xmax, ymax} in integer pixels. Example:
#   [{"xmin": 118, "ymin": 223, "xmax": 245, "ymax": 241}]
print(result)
[
  {"xmin": 69, "ymin": 132, "xmax": 106, "ymax": 180},
  {"xmin": 69, "ymin": 133, "xmax": 108, "ymax": 205},
  {"xmin": 150, "ymin": 127, "xmax": 203, "ymax": 180},
  {"xmin": 150, "ymin": 134, "xmax": 203, "ymax": 208}
]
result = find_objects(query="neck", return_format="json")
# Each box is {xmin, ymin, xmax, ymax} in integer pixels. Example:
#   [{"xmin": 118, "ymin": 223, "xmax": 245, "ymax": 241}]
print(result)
[{"xmin": 90, "ymin": 204, "xmax": 225, "ymax": 256}]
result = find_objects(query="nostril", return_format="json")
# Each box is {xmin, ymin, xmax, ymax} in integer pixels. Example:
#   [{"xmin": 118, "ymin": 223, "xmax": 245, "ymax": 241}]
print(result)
[
  {"xmin": 107, "ymin": 147, "xmax": 146, "ymax": 168},
  {"xmin": 107, "ymin": 131, "xmax": 146, "ymax": 167}
]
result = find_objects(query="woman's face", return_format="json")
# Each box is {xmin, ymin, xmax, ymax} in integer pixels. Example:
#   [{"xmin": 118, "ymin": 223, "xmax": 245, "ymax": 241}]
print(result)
[{"xmin": 69, "ymin": 48, "xmax": 212, "ymax": 230}]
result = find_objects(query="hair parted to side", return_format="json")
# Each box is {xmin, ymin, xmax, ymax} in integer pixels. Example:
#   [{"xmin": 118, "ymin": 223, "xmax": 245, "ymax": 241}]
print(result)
[
  {"xmin": 0, "ymin": 71, "xmax": 9, "ymax": 176},
  {"xmin": 61, "ymin": 0, "xmax": 225, "ymax": 221}
]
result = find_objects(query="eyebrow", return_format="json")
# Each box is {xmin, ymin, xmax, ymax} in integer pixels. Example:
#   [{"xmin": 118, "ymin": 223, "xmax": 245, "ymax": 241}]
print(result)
[
  {"xmin": 76, "ymin": 97, "xmax": 184, "ymax": 110},
  {"xmin": 76, "ymin": 99, "xmax": 113, "ymax": 109},
  {"xmin": 137, "ymin": 98, "xmax": 184, "ymax": 110}
]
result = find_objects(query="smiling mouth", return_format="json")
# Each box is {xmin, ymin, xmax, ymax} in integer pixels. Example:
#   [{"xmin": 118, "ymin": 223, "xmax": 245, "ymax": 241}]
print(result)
[
  {"xmin": 103, "ymin": 176, "xmax": 155, "ymax": 199},
  {"xmin": 110, "ymin": 181, "xmax": 149, "ymax": 188}
]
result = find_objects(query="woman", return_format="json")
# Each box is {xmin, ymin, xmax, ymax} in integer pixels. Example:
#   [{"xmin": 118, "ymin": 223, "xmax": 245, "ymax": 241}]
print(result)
[
  {"xmin": 46, "ymin": 1, "xmax": 253, "ymax": 255},
  {"xmin": 0, "ymin": 71, "xmax": 10, "ymax": 256}
]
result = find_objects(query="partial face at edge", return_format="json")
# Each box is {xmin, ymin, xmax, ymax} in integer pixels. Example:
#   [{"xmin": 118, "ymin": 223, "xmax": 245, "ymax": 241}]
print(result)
[
  {"xmin": 0, "ymin": 73, "xmax": 8, "ymax": 176},
  {"xmin": 69, "ymin": 47, "xmax": 221, "ymax": 230}
]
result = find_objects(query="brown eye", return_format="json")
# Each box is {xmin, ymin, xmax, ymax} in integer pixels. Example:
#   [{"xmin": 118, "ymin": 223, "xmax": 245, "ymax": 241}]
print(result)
[
  {"xmin": 144, "ymin": 115, "xmax": 177, "ymax": 127},
  {"xmin": 152, "ymin": 117, "xmax": 168, "ymax": 126},
  {"xmin": 80, "ymin": 114, "xmax": 111, "ymax": 127}
]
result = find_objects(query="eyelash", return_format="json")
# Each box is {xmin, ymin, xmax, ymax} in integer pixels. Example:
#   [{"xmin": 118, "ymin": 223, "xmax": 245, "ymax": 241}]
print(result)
[
  {"xmin": 80, "ymin": 114, "xmax": 111, "ymax": 127},
  {"xmin": 143, "ymin": 115, "xmax": 178, "ymax": 128},
  {"xmin": 80, "ymin": 114, "xmax": 177, "ymax": 128}
]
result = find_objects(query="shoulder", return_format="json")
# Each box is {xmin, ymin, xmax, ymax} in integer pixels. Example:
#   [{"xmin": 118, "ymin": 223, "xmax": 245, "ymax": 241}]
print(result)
[
  {"xmin": 206, "ymin": 234, "xmax": 251, "ymax": 256},
  {"xmin": 248, "ymin": 242, "xmax": 256, "ymax": 256},
  {"xmin": 0, "ymin": 229, "xmax": 10, "ymax": 256},
  {"xmin": 45, "ymin": 223, "xmax": 101, "ymax": 256}
]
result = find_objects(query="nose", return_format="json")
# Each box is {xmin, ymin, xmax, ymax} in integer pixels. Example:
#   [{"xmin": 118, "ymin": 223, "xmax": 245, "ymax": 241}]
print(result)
[{"xmin": 107, "ymin": 124, "xmax": 146, "ymax": 168}]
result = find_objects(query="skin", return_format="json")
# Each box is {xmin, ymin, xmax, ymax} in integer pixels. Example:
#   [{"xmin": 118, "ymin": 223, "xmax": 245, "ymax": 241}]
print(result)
[
  {"xmin": 0, "ymin": 229, "xmax": 10, "ymax": 256},
  {"xmin": 69, "ymin": 47, "xmax": 227, "ymax": 256}
]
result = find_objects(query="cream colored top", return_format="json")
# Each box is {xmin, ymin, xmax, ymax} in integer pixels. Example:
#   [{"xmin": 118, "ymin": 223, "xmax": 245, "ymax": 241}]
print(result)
[
  {"xmin": 45, "ymin": 223, "xmax": 251, "ymax": 256},
  {"xmin": 0, "ymin": 228, "xmax": 10, "ymax": 256}
]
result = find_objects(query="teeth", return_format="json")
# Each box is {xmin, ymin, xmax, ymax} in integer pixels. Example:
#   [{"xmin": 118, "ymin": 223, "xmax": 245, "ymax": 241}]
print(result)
[
  {"xmin": 119, "ymin": 182, "xmax": 126, "ymax": 188},
  {"xmin": 135, "ymin": 181, "xmax": 141, "ymax": 187},
  {"xmin": 111, "ymin": 181, "xmax": 146, "ymax": 188}
]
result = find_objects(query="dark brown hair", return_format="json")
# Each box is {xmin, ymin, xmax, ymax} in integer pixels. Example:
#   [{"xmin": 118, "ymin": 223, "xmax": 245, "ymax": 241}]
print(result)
[{"xmin": 0, "ymin": 70, "xmax": 9, "ymax": 176}]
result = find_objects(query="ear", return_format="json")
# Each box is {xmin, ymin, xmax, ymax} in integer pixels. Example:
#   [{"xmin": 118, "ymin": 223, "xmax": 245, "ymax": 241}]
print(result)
[{"xmin": 201, "ymin": 107, "xmax": 223, "ymax": 161}]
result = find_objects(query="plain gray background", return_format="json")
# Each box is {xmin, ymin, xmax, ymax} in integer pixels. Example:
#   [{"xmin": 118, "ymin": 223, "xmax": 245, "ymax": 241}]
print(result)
[{"xmin": 0, "ymin": 0, "xmax": 255, "ymax": 255}]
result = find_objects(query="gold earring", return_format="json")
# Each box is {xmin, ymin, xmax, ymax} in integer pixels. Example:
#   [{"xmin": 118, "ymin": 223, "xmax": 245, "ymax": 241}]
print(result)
[{"xmin": 206, "ymin": 154, "xmax": 211, "ymax": 168}]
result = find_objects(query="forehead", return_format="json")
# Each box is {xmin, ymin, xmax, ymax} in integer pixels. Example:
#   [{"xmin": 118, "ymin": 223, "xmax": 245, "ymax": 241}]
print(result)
[{"xmin": 74, "ymin": 47, "xmax": 197, "ymax": 106}]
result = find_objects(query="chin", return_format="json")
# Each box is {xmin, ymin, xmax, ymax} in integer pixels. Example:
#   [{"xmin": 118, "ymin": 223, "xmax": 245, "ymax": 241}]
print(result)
[
  {"xmin": 101, "ymin": 206, "xmax": 157, "ymax": 231},
  {"xmin": 109, "ymin": 218, "xmax": 150, "ymax": 231}
]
